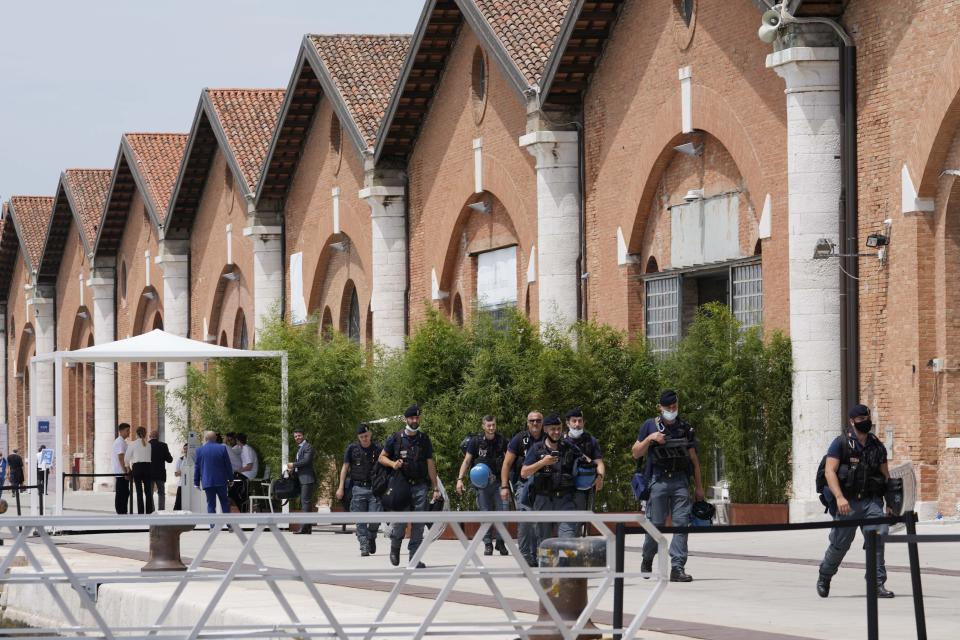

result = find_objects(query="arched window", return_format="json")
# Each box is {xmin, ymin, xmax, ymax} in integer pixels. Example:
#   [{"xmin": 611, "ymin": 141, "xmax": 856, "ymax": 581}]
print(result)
[
  {"xmin": 452, "ymin": 293, "xmax": 464, "ymax": 327},
  {"xmin": 119, "ymin": 261, "xmax": 127, "ymax": 302},
  {"xmin": 471, "ymin": 47, "xmax": 488, "ymax": 122},
  {"xmin": 347, "ymin": 288, "xmax": 361, "ymax": 344},
  {"xmin": 234, "ymin": 310, "xmax": 249, "ymax": 350},
  {"xmin": 646, "ymin": 256, "xmax": 659, "ymax": 274},
  {"xmin": 677, "ymin": 0, "xmax": 694, "ymax": 26}
]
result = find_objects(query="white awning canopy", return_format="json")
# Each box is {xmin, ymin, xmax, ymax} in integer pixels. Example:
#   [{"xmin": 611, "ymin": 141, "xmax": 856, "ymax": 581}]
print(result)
[{"xmin": 31, "ymin": 329, "xmax": 282, "ymax": 363}]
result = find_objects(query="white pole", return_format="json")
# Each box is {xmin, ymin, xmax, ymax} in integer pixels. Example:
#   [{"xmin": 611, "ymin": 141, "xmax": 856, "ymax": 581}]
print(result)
[
  {"xmin": 29, "ymin": 359, "xmax": 37, "ymax": 515},
  {"xmin": 280, "ymin": 352, "xmax": 289, "ymax": 516},
  {"xmin": 55, "ymin": 355, "xmax": 63, "ymax": 516}
]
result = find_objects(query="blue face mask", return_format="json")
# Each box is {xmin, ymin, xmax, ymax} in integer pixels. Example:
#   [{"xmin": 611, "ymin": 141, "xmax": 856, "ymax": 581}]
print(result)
[
  {"xmin": 661, "ymin": 409, "xmax": 678, "ymax": 422},
  {"xmin": 568, "ymin": 428, "xmax": 584, "ymax": 439}
]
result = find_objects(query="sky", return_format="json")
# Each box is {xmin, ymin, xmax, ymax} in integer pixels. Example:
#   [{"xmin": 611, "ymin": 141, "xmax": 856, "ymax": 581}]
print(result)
[{"xmin": 0, "ymin": 0, "xmax": 424, "ymax": 199}]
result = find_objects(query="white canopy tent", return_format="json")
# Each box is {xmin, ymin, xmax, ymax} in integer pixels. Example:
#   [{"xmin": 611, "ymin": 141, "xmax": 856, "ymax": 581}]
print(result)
[{"xmin": 29, "ymin": 329, "xmax": 288, "ymax": 516}]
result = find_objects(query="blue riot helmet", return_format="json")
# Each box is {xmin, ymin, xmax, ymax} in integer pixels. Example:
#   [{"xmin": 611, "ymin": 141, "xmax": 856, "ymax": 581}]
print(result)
[
  {"xmin": 573, "ymin": 460, "xmax": 597, "ymax": 491},
  {"xmin": 469, "ymin": 463, "xmax": 493, "ymax": 488}
]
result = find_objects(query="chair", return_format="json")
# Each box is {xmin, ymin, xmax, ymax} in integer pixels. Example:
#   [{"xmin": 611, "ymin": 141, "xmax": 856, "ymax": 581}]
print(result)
[{"xmin": 248, "ymin": 465, "xmax": 273, "ymax": 513}]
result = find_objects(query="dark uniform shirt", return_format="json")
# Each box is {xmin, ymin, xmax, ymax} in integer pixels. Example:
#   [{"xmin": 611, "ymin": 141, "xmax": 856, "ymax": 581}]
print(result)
[
  {"xmin": 384, "ymin": 431, "xmax": 434, "ymax": 483},
  {"xmin": 466, "ymin": 433, "xmax": 508, "ymax": 469}
]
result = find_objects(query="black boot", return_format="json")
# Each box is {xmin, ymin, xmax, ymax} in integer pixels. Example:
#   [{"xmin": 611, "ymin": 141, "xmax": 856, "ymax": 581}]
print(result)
[
  {"xmin": 495, "ymin": 539, "xmax": 508, "ymax": 556},
  {"xmin": 641, "ymin": 556, "xmax": 653, "ymax": 579},
  {"xmin": 389, "ymin": 544, "xmax": 400, "ymax": 566},
  {"xmin": 484, "ymin": 542, "xmax": 494, "ymax": 556},
  {"xmin": 670, "ymin": 567, "xmax": 693, "ymax": 582},
  {"xmin": 876, "ymin": 583, "xmax": 895, "ymax": 599},
  {"xmin": 368, "ymin": 537, "xmax": 377, "ymax": 555},
  {"xmin": 816, "ymin": 574, "xmax": 831, "ymax": 598}
]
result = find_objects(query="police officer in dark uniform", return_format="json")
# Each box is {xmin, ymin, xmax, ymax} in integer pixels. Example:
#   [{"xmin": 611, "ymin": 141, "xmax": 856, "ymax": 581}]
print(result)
[
  {"xmin": 521, "ymin": 414, "xmax": 585, "ymax": 541},
  {"xmin": 336, "ymin": 423, "xmax": 383, "ymax": 557},
  {"xmin": 817, "ymin": 404, "xmax": 894, "ymax": 599},
  {"xmin": 632, "ymin": 389, "xmax": 704, "ymax": 582},
  {"xmin": 379, "ymin": 404, "xmax": 441, "ymax": 568},
  {"xmin": 500, "ymin": 410, "xmax": 543, "ymax": 566},
  {"xmin": 456, "ymin": 415, "xmax": 509, "ymax": 556},
  {"xmin": 563, "ymin": 408, "xmax": 605, "ymax": 513}
]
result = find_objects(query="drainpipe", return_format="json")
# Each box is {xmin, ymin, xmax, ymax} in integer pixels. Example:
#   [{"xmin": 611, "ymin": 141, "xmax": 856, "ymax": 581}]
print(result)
[
  {"xmin": 577, "ymin": 121, "xmax": 587, "ymax": 323},
  {"xmin": 839, "ymin": 43, "xmax": 859, "ymax": 415}
]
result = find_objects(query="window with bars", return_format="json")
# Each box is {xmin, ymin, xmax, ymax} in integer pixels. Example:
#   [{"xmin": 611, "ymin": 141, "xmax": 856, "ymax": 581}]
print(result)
[
  {"xmin": 731, "ymin": 263, "xmax": 763, "ymax": 329},
  {"xmin": 347, "ymin": 288, "xmax": 362, "ymax": 344},
  {"xmin": 645, "ymin": 276, "xmax": 681, "ymax": 355}
]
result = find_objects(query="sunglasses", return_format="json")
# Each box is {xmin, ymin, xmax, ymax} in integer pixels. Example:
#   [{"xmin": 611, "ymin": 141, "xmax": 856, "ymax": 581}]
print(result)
[{"xmin": 528, "ymin": 419, "xmax": 543, "ymax": 423}]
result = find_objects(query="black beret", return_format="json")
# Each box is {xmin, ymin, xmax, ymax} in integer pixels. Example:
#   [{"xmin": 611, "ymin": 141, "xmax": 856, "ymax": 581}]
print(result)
[
  {"xmin": 292, "ymin": 428, "xmax": 305, "ymax": 435},
  {"xmin": 543, "ymin": 414, "xmax": 561, "ymax": 426},
  {"xmin": 849, "ymin": 404, "xmax": 870, "ymax": 419},
  {"xmin": 356, "ymin": 423, "xmax": 370, "ymax": 434},
  {"xmin": 659, "ymin": 389, "xmax": 678, "ymax": 406},
  {"xmin": 564, "ymin": 408, "xmax": 583, "ymax": 419},
  {"xmin": 404, "ymin": 404, "xmax": 420, "ymax": 418}
]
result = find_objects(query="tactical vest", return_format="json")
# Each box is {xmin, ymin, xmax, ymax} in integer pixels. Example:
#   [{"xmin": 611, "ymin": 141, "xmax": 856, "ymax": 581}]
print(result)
[
  {"xmin": 836, "ymin": 432, "xmax": 887, "ymax": 500},
  {"xmin": 348, "ymin": 443, "xmax": 379, "ymax": 484},
  {"xmin": 648, "ymin": 418, "xmax": 694, "ymax": 475},
  {"xmin": 531, "ymin": 441, "xmax": 577, "ymax": 495},
  {"xmin": 474, "ymin": 434, "xmax": 506, "ymax": 472},
  {"xmin": 393, "ymin": 432, "xmax": 428, "ymax": 483}
]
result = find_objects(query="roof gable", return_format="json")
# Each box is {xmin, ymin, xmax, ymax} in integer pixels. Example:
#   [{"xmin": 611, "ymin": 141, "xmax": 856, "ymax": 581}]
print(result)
[
  {"xmin": 0, "ymin": 214, "xmax": 17, "ymax": 302},
  {"xmin": 166, "ymin": 89, "xmax": 285, "ymax": 236},
  {"xmin": 8, "ymin": 196, "xmax": 55, "ymax": 274},
  {"xmin": 38, "ymin": 169, "xmax": 111, "ymax": 285},
  {"xmin": 257, "ymin": 35, "xmax": 410, "ymax": 204}
]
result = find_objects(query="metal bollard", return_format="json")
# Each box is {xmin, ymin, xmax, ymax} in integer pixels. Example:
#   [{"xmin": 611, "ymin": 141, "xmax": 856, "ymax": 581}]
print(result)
[
  {"xmin": 532, "ymin": 537, "xmax": 605, "ymax": 639},
  {"xmin": 141, "ymin": 512, "xmax": 194, "ymax": 572}
]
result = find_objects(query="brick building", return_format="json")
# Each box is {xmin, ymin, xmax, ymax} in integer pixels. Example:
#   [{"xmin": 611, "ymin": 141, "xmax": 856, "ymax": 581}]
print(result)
[{"xmin": 1, "ymin": 0, "xmax": 959, "ymax": 519}]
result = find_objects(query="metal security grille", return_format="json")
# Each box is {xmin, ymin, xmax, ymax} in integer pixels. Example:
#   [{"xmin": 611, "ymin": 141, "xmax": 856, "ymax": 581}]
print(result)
[
  {"xmin": 645, "ymin": 276, "xmax": 681, "ymax": 355},
  {"xmin": 348, "ymin": 288, "xmax": 361, "ymax": 343},
  {"xmin": 731, "ymin": 263, "xmax": 763, "ymax": 329}
]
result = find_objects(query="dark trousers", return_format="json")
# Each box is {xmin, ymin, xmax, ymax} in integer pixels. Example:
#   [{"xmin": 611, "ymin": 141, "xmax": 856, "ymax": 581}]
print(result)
[
  {"xmin": 151, "ymin": 478, "xmax": 166, "ymax": 511},
  {"xmin": 132, "ymin": 463, "xmax": 154, "ymax": 514},
  {"xmin": 204, "ymin": 485, "xmax": 230, "ymax": 514},
  {"xmin": 299, "ymin": 482, "xmax": 315, "ymax": 532},
  {"xmin": 115, "ymin": 476, "xmax": 130, "ymax": 514},
  {"xmin": 174, "ymin": 486, "xmax": 182, "ymax": 511}
]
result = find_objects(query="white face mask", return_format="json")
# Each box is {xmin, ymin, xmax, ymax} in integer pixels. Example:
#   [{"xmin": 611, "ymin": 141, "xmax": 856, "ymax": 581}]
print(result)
[
  {"xmin": 404, "ymin": 425, "xmax": 420, "ymax": 434},
  {"xmin": 661, "ymin": 410, "xmax": 678, "ymax": 422},
  {"xmin": 567, "ymin": 427, "xmax": 584, "ymax": 439}
]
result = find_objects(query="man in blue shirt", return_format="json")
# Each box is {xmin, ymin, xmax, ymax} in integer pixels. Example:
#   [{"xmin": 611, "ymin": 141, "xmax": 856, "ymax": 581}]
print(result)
[
  {"xmin": 193, "ymin": 430, "xmax": 234, "ymax": 516},
  {"xmin": 500, "ymin": 411, "xmax": 543, "ymax": 566},
  {"xmin": 522, "ymin": 414, "xmax": 581, "ymax": 541},
  {"xmin": 632, "ymin": 389, "xmax": 703, "ymax": 582},
  {"xmin": 336, "ymin": 423, "xmax": 383, "ymax": 556},
  {"xmin": 564, "ymin": 408, "xmax": 605, "ymax": 515},
  {"xmin": 817, "ymin": 404, "xmax": 894, "ymax": 599},
  {"xmin": 456, "ymin": 415, "xmax": 509, "ymax": 556}
]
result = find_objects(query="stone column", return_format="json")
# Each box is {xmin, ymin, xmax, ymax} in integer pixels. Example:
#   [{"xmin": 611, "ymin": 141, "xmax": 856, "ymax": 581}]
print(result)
[
  {"xmin": 88, "ymin": 266, "xmax": 116, "ymax": 490},
  {"xmin": 28, "ymin": 290, "xmax": 56, "ymax": 418},
  {"xmin": 243, "ymin": 198, "xmax": 283, "ymax": 343},
  {"xmin": 768, "ymin": 45, "xmax": 843, "ymax": 521},
  {"xmin": 360, "ymin": 184, "xmax": 407, "ymax": 352},
  {"xmin": 520, "ymin": 130, "xmax": 581, "ymax": 332},
  {"xmin": 156, "ymin": 240, "xmax": 189, "ymax": 494}
]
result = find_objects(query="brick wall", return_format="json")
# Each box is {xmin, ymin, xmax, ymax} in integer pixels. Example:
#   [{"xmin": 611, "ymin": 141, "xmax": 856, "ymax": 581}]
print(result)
[{"xmin": 6, "ymin": 255, "xmax": 31, "ymax": 453}]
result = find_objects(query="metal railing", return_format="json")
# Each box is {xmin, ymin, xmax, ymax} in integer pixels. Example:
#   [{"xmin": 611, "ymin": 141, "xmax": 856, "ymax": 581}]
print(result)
[{"xmin": 0, "ymin": 511, "xmax": 665, "ymax": 639}]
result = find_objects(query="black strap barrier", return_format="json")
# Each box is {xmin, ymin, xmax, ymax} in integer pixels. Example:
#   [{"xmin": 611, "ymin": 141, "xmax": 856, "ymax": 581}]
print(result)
[
  {"xmin": 612, "ymin": 512, "xmax": 915, "ymax": 640},
  {"xmin": 62, "ymin": 472, "xmax": 135, "ymax": 513},
  {"xmin": 0, "ymin": 483, "xmax": 43, "ymax": 520}
]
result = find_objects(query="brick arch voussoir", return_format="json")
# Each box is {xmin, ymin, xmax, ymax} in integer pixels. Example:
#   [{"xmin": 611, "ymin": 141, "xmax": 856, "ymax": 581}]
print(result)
[
  {"xmin": 623, "ymin": 84, "xmax": 769, "ymax": 253},
  {"xmin": 909, "ymin": 38, "xmax": 960, "ymax": 199},
  {"xmin": 207, "ymin": 264, "xmax": 248, "ymax": 340}
]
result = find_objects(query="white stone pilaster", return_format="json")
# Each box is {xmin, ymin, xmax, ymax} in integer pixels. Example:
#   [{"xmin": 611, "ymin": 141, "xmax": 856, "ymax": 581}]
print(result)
[
  {"xmin": 88, "ymin": 270, "xmax": 116, "ymax": 491},
  {"xmin": 361, "ymin": 185, "xmax": 407, "ymax": 352},
  {"xmin": 28, "ymin": 293, "xmax": 55, "ymax": 418},
  {"xmin": 768, "ymin": 46, "xmax": 843, "ymax": 522},
  {"xmin": 243, "ymin": 225, "xmax": 283, "ymax": 343},
  {"xmin": 156, "ymin": 243, "xmax": 189, "ymax": 493},
  {"xmin": 520, "ymin": 129, "xmax": 581, "ymax": 332}
]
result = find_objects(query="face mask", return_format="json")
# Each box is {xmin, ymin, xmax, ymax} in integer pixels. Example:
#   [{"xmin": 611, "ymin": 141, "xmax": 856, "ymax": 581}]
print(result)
[
  {"xmin": 568, "ymin": 428, "xmax": 584, "ymax": 439},
  {"xmin": 854, "ymin": 419, "xmax": 872, "ymax": 434},
  {"xmin": 661, "ymin": 410, "xmax": 678, "ymax": 422},
  {"xmin": 405, "ymin": 425, "xmax": 420, "ymax": 434}
]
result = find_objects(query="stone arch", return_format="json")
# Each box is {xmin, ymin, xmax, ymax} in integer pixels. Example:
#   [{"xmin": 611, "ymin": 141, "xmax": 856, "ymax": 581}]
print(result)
[
  {"xmin": 437, "ymin": 191, "xmax": 525, "ymax": 321},
  {"xmin": 308, "ymin": 232, "xmax": 368, "ymax": 336},
  {"xmin": 207, "ymin": 265, "xmax": 251, "ymax": 348},
  {"xmin": 906, "ymin": 37, "xmax": 960, "ymax": 199},
  {"xmin": 623, "ymin": 85, "xmax": 769, "ymax": 253}
]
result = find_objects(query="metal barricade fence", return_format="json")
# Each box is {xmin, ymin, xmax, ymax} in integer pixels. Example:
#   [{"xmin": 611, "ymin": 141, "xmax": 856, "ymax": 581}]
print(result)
[{"xmin": 0, "ymin": 510, "xmax": 665, "ymax": 639}]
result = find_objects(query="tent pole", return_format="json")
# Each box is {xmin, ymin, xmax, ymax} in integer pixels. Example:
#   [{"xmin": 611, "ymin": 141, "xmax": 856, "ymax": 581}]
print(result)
[{"xmin": 281, "ymin": 352, "xmax": 289, "ymax": 516}]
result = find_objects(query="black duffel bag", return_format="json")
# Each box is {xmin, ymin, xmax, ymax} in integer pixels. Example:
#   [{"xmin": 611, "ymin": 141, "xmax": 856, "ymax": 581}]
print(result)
[
  {"xmin": 272, "ymin": 472, "xmax": 301, "ymax": 501},
  {"xmin": 381, "ymin": 471, "xmax": 412, "ymax": 511}
]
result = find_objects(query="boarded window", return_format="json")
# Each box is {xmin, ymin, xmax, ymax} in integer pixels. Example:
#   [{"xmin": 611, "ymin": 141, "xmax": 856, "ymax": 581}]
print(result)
[
  {"xmin": 671, "ymin": 193, "xmax": 741, "ymax": 268},
  {"xmin": 477, "ymin": 246, "xmax": 517, "ymax": 324}
]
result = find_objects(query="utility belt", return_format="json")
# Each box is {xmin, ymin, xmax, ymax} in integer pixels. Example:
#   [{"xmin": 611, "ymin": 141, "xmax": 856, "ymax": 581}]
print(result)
[
  {"xmin": 652, "ymin": 469, "xmax": 688, "ymax": 482},
  {"xmin": 352, "ymin": 480, "xmax": 372, "ymax": 488},
  {"xmin": 538, "ymin": 489, "xmax": 575, "ymax": 499},
  {"xmin": 532, "ymin": 470, "xmax": 576, "ymax": 495}
]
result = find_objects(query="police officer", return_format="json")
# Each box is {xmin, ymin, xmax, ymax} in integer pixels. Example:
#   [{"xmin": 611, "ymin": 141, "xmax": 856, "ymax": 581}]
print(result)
[
  {"xmin": 563, "ymin": 408, "xmax": 605, "ymax": 513},
  {"xmin": 632, "ymin": 389, "xmax": 704, "ymax": 582},
  {"xmin": 456, "ymin": 415, "xmax": 509, "ymax": 556},
  {"xmin": 521, "ymin": 414, "xmax": 583, "ymax": 541},
  {"xmin": 817, "ymin": 404, "xmax": 894, "ymax": 599},
  {"xmin": 501, "ymin": 411, "xmax": 543, "ymax": 566},
  {"xmin": 379, "ymin": 404, "xmax": 440, "ymax": 568},
  {"xmin": 336, "ymin": 423, "xmax": 383, "ymax": 557}
]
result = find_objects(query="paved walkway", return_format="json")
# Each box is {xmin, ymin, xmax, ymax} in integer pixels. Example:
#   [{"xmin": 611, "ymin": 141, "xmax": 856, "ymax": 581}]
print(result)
[{"xmin": 2, "ymin": 491, "xmax": 958, "ymax": 638}]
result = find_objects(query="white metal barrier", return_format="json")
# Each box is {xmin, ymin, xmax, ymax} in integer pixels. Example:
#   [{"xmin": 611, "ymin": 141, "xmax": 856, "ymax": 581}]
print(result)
[{"xmin": 0, "ymin": 511, "xmax": 668, "ymax": 639}]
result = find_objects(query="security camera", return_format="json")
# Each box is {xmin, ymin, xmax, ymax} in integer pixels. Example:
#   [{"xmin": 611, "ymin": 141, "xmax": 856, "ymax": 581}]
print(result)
[{"xmin": 758, "ymin": 6, "xmax": 784, "ymax": 44}]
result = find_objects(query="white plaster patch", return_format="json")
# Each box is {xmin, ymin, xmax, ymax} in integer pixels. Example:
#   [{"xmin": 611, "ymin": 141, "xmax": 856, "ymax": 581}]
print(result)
[
  {"xmin": 144, "ymin": 251, "xmax": 151, "ymax": 287},
  {"xmin": 901, "ymin": 164, "xmax": 935, "ymax": 215},
  {"xmin": 473, "ymin": 138, "xmax": 483, "ymax": 193},
  {"xmin": 759, "ymin": 193, "xmax": 772, "ymax": 239},
  {"xmin": 431, "ymin": 268, "xmax": 447, "ymax": 301},
  {"xmin": 332, "ymin": 186, "xmax": 341, "ymax": 234},
  {"xmin": 527, "ymin": 245, "xmax": 537, "ymax": 283},
  {"xmin": 946, "ymin": 437, "xmax": 960, "ymax": 450},
  {"xmin": 289, "ymin": 252, "xmax": 308, "ymax": 325},
  {"xmin": 225, "ymin": 224, "xmax": 233, "ymax": 265},
  {"xmin": 616, "ymin": 226, "xmax": 637, "ymax": 265},
  {"xmin": 679, "ymin": 66, "xmax": 693, "ymax": 133}
]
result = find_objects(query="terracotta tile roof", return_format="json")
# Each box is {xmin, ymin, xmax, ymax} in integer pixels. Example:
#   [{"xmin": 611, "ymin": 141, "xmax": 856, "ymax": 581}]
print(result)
[
  {"xmin": 206, "ymin": 89, "xmax": 286, "ymax": 192},
  {"xmin": 10, "ymin": 196, "xmax": 54, "ymax": 270},
  {"xmin": 309, "ymin": 35, "xmax": 412, "ymax": 148},
  {"xmin": 473, "ymin": 0, "xmax": 572, "ymax": 85},
  {"xmin": 63, "ymin": 169, "xmax": 112, "ymax": 247},
  {"xmin": 124, "ymin": 133, "xmax": 189, "ymax": 221}
]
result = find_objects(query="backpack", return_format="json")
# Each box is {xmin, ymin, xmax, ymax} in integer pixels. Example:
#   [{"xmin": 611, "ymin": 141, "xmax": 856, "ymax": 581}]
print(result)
[
  {"xmin": 815, "ymin": 436, "xmax": 852, "ymax": 498},
  {"xmin": 460, "ymin": 433, "xmax": 478, "ymax": 454},
  {"xmin": 371, "ymin": 457, "xmax": 389, "ymax": 497}
]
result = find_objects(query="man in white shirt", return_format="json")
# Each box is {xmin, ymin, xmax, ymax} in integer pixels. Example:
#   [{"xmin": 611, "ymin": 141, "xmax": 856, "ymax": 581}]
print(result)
[
  {"xmin": 237, "ymin": 433, "xmax": 258, "ymax": 480},
  {"xmin": 224, "ymin": 433, "xmax": 242, "ymax": 474},
  {"xmin": 113, "ymin": 423, "xmax": 131, "ymax": 514}
]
